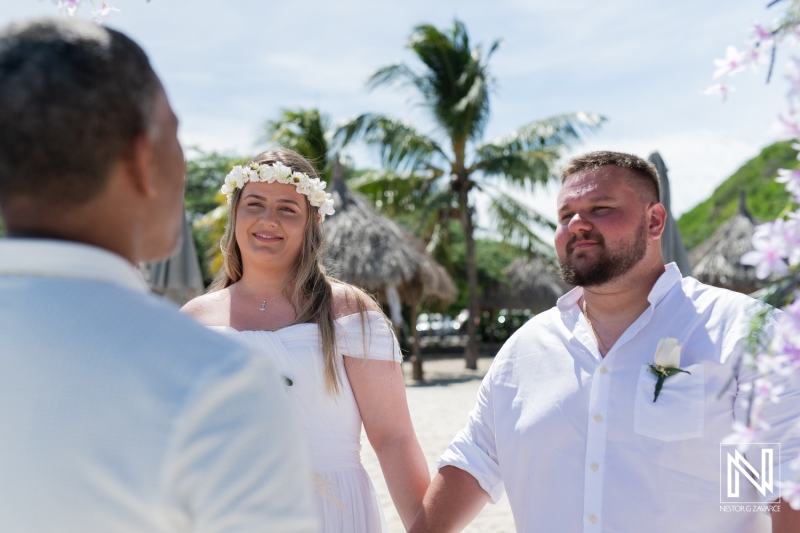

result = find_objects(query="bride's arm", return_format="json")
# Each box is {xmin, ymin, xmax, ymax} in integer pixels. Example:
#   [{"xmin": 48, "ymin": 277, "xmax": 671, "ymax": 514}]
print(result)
[{"xmin": 345, "ymin": 355, "xmax": 430, "ymax": 530}]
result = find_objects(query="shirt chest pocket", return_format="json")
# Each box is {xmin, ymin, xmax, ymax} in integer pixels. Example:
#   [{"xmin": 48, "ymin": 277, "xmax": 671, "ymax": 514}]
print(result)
[{"xmin": 633, "ymin": 364, "xmax": 705, "ymax": 441}]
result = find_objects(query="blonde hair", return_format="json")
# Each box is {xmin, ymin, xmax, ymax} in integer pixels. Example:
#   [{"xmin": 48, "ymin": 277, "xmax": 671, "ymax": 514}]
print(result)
[{"xmin": 209, "ymin": 147, "xmax": 372, "ymax": 395}]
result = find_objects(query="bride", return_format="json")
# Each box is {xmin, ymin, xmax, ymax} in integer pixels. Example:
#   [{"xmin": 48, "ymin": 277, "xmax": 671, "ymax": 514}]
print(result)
[{"xmin": 182, "ymin": 147, "xmax": 430, "ymax": 531}]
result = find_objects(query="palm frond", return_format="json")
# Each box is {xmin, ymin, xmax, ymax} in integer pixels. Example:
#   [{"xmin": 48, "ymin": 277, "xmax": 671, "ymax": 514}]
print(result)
[
  {"xmin": 473, "ymin": 147, "xmax": 562, "ymax": 187},
  {"xmin": 402, "ymin": 19, "xmax": 495, "ymax": 142},
  {"xmin": 366, "ymin": 63, "xmax": 428, "ymax": 94},
  {"xmin": 261, "ymin": 108, "xmax": 331, "ymax": 174},
  {"xmin": 487, "ymin": 190, "xmax": 556, "ymax": 254},
  {"xmin": 334, "ymin": 113, "xmax": 447, "ymax": 172},
  {"xmin": 347, "ymin": 168, "xmax": 440, "ymax": 216},
  {"xmin": 486, "ymin": 38, "xmax": 503, "ymax": 60},
  {"xmin": 411, "ymin": 189, "xmax": 460, "ymax": 254},
  {"xmin": 480, "ymin": 112, "xmax": 606, "ymax": 154},
  {"xmin": 425, "ymin": 219, "xmax": 455, "ymax": 269},
  {"xmin": 349, "ymin": 168, "xmax": 435, "ymax": 190},
  {"xmin": 473, "ymin": 112, "xmax": 605, "ymax": 185}
]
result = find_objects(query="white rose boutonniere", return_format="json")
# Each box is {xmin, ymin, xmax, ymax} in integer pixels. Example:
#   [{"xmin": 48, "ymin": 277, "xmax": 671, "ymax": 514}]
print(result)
[{"xmin": 647, "ymin": 338, "xmax": 690, "ymax": 403}]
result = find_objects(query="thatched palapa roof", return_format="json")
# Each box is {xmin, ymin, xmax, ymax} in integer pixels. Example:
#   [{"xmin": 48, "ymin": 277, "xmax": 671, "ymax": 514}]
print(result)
[
  {"xmin": 322, "ymin": 159, "xmax": 456, "ymax": 305},
  {"xmin": 481, "ymin": 255, "xmax": 568, "ymax": 313},
  {"xmin": 689, "ymin": 192, "xmax": 759, "ymax": 294}
]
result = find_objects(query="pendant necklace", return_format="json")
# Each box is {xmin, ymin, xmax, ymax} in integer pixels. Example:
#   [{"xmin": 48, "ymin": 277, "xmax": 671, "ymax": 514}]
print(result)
[
  {"xmin": 583, "ymin": 299, "xmax": 610, "ymax": 355},
  {"xmin": 238, "ymin": 280, "xmax": 280, "ymax": 312}
]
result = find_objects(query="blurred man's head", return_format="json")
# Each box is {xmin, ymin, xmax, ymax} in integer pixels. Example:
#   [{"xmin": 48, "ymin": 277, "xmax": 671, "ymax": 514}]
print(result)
[
  {"xmin": 555, "ymin": 151, "xmax": 666, "ymax": 287},
  {"xmin": 0, "ymin": 17, "xmax": 185, "ymax": 262}
]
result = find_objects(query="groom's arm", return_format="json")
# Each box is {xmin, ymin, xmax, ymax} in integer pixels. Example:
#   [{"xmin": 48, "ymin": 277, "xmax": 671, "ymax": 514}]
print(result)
[
  {"xmin": 418, "ymin": 361, "xmax": 504, "ymax": 532},
  {"xmin": 772, "ymin": 498, "xmax": 800, "ymax": 532},
  {"xmin": 409, "ymin": 466, "xmax": 490, "ymax": 533}
]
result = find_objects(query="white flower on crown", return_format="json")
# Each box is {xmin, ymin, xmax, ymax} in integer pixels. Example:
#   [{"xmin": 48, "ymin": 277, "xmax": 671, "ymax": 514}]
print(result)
[
  {"xmin": 221, "ymin": 161, "xmax": 336, "ymax": 221},
  {"xmin": 291, "ymin": 172, "xmax": 308, "ymax": 186},
  {"xmin": 318, "ymin": 199, "xmax": 336, "ymax": 217},
  {"xmin": 296, "ymin": 180, "xmax": 312, "ymax": 195},
  {"xmin": 246, "ymin": 166, "xmax": 259, "ymax": 183},
  {"xmin": 276, "ymin": 162, "xmax": 293, "ymax": 183},
  {"xmin": 308, "ymin": 188, "xmax": 329, "ymax": 207},
  {"xmin": 258, "ymin": 164, "xmax": 276, "ymax": 183},
  {"xmin": 229, "ymin": 165, "xmax": 247, "ymax": 189}
]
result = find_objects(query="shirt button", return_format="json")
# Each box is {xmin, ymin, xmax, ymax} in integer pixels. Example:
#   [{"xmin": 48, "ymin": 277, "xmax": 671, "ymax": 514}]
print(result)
[
  {"xmin": 599, "ymin": 366, "xmax": 607, "ymax": 374},
  {"xmin": 591, "ymin": 463, "xmax": 599, "ymax": 472},
  {"xmin": 593, "ymin": 413, "xmax": 603, "ymax": 422},
  {"xmin": 589, "ymin": 514, "xmax": 598, "ymax": 524}
]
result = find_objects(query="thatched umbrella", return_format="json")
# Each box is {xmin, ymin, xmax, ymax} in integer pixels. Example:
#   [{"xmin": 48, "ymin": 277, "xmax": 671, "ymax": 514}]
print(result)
[
  {"xmin": 147, "ymin": 210, "xmax": 205, "ymax": 305},
  {"xmin": 481, "ymin": 255, "xmax": 568, "ymax": 313},
  {"xmin": 648, "ymin": 152, "xmax": 692, "ymax": 274},
  {"xmin": 689, "ymin": 192, "xmax": 759, "ymax": 294},
  {"xmin": 323, "ymin": 158, "xmax": 456, "ymax": 380}
]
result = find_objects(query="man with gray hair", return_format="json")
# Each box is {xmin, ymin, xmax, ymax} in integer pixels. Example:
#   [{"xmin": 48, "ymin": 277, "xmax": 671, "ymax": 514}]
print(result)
[
  {"xmin": 410, "ymin": 151, "xmax": 800, "ymax": 532},
  {"xmin": 0, "ymin": 17, "xmax": 317, "ymax": 532}
]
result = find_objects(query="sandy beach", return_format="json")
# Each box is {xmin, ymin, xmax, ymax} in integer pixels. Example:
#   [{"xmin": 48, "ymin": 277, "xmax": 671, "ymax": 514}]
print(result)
[{"xmin": 361, "ymin": 356, "xmax": 516, "ymax": 532}]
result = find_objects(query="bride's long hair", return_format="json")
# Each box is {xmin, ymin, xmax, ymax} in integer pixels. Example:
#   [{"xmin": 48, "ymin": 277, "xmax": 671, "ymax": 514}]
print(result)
[{"xmin": 208, "ymin": 147, "xmax": 369, "ymax": 395}]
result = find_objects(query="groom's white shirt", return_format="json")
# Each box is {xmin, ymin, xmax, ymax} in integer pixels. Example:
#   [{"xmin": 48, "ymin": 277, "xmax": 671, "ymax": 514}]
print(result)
[
  {"xmin": 439, "ymin": 264, "xmax": 800, "ymax": 533},
  {"xmin": 0, "ymin": 238, "xmax": 318, "ymax": 533}
]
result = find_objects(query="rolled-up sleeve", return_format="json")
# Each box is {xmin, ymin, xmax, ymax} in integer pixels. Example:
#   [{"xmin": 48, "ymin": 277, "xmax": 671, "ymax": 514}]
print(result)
[{"xmin": 437, "ymin": 369, "xmax": 505, "ymax": 503}]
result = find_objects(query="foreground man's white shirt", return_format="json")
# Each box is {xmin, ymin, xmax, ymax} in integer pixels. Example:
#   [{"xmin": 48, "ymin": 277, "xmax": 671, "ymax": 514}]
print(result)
[
  {"xmin": 0, "ymin": 239, "xmax": 318, "ymax": 533},
  {"xmin": 440, "ymin": 264, "xmax": 800, "ymax": 533}
]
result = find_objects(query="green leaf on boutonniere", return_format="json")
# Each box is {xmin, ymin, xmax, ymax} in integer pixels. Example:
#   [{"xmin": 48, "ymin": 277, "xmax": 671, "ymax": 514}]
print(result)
[{"xmin": 647, "ymin": 364, "xmax": 690, "ymax": 403}]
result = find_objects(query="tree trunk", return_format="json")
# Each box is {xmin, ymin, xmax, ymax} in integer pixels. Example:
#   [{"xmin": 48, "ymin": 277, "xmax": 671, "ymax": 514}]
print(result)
[{"xmin": 458, "ymin": 187, "xmax": 480, "ymax": 370}]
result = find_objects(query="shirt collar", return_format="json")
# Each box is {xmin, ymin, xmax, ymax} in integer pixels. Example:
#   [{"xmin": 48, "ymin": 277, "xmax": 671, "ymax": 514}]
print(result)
[
  {"xmin": 556, "ymin": 262, "xmax": 682, "ymax": 315},
  {"xmin": 0, "ymin": 238, "xmax": 149, "ymax": 293}
]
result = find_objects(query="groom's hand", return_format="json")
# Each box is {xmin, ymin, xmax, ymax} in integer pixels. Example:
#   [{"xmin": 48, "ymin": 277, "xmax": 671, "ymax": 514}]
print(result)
[
  {"xmin": 772, "ymin": 498, "xmax": 800, "ymax": 533},
  {"xmin": 409, "ymin": 466, "xmax": 490, "ymax": 533}
]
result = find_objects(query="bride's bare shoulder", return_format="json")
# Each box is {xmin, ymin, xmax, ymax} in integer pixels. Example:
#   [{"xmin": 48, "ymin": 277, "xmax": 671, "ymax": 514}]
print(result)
[
  {"xmin": 180, "ymin": 288, "xmax": 232, "ymax": 326},
  {"xmin": 330, "ymin": 281, "xmax": 380, "ymax": 319}
]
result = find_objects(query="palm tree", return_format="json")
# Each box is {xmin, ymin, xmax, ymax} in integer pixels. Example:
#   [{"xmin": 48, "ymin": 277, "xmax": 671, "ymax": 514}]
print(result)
[
  {"xmin": 261, "ymin": 108, "xmax": 333, "ymax": 180},
  {"xmin": 336, "ymin": 19, "xmax": 604, "ymax": 369}
]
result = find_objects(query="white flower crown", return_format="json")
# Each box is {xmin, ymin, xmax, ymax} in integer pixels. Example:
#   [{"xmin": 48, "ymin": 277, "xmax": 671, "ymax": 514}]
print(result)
[{"xmin": 220, "ymin": 161, "xmax": 336, "ymax": 220}]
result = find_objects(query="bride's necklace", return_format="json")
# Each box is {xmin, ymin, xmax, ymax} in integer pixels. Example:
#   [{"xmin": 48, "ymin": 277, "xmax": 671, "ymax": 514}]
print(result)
[
  {"xmin": 238, "ymin": 280, "xmax": 281, "ymax": 312},
  {"xmin": 583, "ymin": 299, "xmax": 610, "ymax": 355}
]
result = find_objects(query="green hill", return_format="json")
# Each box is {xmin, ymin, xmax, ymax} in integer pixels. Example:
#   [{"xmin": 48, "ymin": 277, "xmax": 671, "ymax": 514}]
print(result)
[{"xmin": 677, "ymin": 140, "xmax": 799, "ymax": 250}]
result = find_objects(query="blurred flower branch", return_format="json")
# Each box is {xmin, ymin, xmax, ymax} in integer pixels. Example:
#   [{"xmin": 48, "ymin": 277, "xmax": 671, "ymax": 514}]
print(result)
[
  {"xmin": 707, "ymin": 0, "xmax": 800, "ymax": 510},
  {"xmin": 53, "ymin": 0, "xmax": 120, "ymax": 24}
]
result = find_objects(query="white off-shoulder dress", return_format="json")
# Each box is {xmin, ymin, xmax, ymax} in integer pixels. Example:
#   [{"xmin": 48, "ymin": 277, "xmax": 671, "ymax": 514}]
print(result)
[{"xmin": 210, "ymin": 311, "xmax": 398, "ymax": 533}]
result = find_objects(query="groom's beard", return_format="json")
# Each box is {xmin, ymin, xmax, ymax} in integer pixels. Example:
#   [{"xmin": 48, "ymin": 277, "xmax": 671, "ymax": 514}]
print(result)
[{"xmin": 558, "ymin": 218, "xmax": 647, "ymax": 287}]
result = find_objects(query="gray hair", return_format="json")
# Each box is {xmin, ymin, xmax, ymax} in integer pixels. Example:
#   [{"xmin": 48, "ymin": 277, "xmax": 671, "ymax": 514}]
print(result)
[{"xmin": 0, "ymin": 17, "xmax": 160, "ymax": 207}]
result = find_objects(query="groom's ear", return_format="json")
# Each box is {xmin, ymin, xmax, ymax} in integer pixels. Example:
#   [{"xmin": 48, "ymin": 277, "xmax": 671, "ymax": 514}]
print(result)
[
  {"xmin": 122, "ymin": 129, "xmax": 158, "ymax": 199},
  {"xmin": 646, "ymin": 202, "xmax": 667, "ymax": 240}
]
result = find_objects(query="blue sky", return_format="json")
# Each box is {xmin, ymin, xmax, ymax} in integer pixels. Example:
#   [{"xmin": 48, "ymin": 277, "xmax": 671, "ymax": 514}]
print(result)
[{"xmin": 3, "ymin": 0, "xmax": 790, "ymax": 224}]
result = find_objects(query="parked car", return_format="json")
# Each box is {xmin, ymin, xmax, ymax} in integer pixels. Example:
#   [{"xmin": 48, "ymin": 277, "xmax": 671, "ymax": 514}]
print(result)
[{"xmin": 415, "ymin": 312, "xmax": 467, "ymax": 348}]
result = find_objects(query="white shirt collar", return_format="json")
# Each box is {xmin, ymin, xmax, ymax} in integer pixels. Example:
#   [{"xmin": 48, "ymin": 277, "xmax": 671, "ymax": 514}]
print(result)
[
  {"xmin": 556, "ymin": 262, "xmax": 682, "ymax": 315},
  {"xmin": 0, "ymin": 238, "xmax": 149, "ymax": 293}
]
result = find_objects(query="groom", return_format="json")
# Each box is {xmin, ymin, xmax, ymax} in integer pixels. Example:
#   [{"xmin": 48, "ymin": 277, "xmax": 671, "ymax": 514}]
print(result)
[
  {"xmin": 410, "ymin": 151, "xmax": 800, "ymax": 532},
  {"xmin": 0, "ymin": 17, "xmax": 316, "ymax": 532}
]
